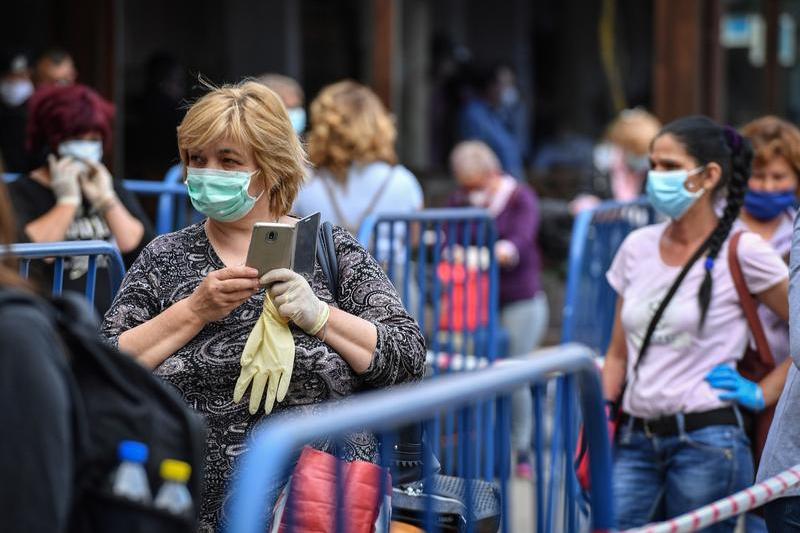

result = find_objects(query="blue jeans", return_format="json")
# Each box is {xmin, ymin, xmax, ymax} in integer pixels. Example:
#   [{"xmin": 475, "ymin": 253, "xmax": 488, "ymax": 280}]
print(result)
[
  {"xmin": 614, "ymin": 413, "xmax": 754, "ymax": 532},
  {"xmin": 765, "ymin": 497, "xmax": 800, "ymax": 532}
]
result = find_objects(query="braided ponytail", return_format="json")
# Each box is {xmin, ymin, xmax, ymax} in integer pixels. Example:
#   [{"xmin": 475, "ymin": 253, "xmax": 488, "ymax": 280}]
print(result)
[{"xmin": 657, "ymin": 117, "xmax": 754, "ymax": 329}]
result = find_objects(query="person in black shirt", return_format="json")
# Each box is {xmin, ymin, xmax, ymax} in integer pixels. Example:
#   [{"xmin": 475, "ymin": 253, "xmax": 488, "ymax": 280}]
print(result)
[
  {"xmin": 0, "ymin": 51, "xmax": 33, "ymax": 173},
  {"xmin": 7, "ymin": 83, "xmax": 154, "ymax": 312},
  {"xmin": 0, "ymin": 173, "xmax": 74, "ymax": 533}
]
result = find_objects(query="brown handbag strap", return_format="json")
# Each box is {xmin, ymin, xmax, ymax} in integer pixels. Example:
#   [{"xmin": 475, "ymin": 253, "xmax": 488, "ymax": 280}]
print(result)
[{"xmin": 727, "ymin": 231, "xmax": 775, "ymax": 368}]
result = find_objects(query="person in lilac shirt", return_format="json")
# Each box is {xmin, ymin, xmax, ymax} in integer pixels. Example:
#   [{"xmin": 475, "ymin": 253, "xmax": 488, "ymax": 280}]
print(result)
[
  {"xmin": 602, "ymin": 116, "xmax": 790, "ymax": 531},
  {"xmin": 448, "ymin": 140, "xmax": 547, "ymax": 478}
]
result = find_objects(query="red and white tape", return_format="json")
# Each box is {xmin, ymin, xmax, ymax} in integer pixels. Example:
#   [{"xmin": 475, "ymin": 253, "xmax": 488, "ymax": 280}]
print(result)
[{"xmin": 625, "ymin": 464, "xmax": 800, "ymax": 533}]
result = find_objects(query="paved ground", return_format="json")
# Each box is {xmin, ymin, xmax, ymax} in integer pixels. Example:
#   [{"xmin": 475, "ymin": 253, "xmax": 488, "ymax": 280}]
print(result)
[{"xmin": 510, "ymin": 477, "xmax": 536, "ymax": 532}]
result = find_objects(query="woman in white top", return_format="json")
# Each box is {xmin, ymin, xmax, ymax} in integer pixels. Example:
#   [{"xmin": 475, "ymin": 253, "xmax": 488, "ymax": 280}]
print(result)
[
  {"xmin": 602, "ymin": 116, "xmax": 790, "ymax": 531},
  {"xmin": 293, "ymin": 80, "xmax": 423, "ymax": 256}
]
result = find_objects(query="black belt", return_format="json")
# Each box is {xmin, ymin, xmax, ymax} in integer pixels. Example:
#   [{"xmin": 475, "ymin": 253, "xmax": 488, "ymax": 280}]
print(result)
[{"xmin": 619, "ymin": 407, "xmax": 746, "ymax": 437}]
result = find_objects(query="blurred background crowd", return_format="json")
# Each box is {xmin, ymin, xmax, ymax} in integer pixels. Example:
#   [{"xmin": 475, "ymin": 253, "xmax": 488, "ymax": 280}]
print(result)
[{"xmin": 2, "ymin": 0, "xmax": 799, "ymax": 342}]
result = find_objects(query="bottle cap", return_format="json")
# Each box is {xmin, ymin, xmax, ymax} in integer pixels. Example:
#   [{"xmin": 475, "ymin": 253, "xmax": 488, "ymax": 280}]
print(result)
[
  {"xmin": 118, "ymin": 440, "xmax": 149, "ymax": 463},
  {"xmin": 160, "ymin": 459, "xmax": 192, "ymax": 483}
]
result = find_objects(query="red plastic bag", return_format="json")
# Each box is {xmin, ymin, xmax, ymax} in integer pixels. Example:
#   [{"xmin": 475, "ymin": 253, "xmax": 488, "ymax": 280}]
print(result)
[
  {"xmin": 437, "ymin": 262, "xmax": 489, "ymax": 332},
  {"xmin": 277, "ymin": 447, "xmax": 390, "ymax": 533}
]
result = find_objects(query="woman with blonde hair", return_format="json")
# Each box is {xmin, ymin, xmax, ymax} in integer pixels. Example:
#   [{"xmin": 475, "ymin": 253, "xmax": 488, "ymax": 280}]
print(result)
[
  {"xmin": 101, "ymin": 81, "xmax": 425, "ymax": 530},
  {"xmin": 293, "ymin": 80, "xmax": 423, "ymax": 247}
]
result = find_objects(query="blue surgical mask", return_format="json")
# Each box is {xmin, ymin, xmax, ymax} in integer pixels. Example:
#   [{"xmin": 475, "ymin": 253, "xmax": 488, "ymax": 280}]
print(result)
[
  {"xmin": 287, "ymin": 107, "xmax": 306, "ymax": 134},
  {"xmin": 185, "ymin": 167, "xmax": 262, "ymax": 222},
  {"xmin": 744, "ymin": 189, "xmax": 797, "ymax": 221},
  {"xmin": 625, "ymin": 153, "xmax": 650, "ymax": 174},
  {"xmin": 646, "ymin": 166, "xmax": 706, "ymax": 219},
  {"xmin": 58, "ymin": 139, "xmax": 103, "ymax": 163}
]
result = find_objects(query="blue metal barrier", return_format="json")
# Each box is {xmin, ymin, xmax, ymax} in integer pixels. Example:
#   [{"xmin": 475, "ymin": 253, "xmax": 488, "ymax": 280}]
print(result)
[
  {"xmin": 0, "ymin": 240, "xmax": 125, "ymax": 303},
  {"xmin": 358, "ymin": 208, "xmax": 502, "ymax": 369},
  {"xmin": 226, "ymin": 344, "xmax": 615, "ymax": 533},
  {"xmin": 122, "ymin": 164, "xmax": 200, "ymax": 235},
  {"xmin": 561, "ymin": 199, "xmax": 657, "ymax": 352},
  {"xmin": 2, "ymin": 173, "xmax": 19, "ymax": 183}
]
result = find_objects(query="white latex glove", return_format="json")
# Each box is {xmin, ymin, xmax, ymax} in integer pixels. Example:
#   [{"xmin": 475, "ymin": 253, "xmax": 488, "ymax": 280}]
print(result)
[
  {"xmin": 79, "ymin": 160, "xmax": 118, "ymax": 212},
  {"xmin": 47, "ymin": 154, "xmax": 83, "ymax": 206},
  {"xmin": 233, "ymin": 295, "xmax": 295, "ymax": 415},
  {"xmin": 261, "ymin": 268, "xmax": 330, "ymax": 335}
]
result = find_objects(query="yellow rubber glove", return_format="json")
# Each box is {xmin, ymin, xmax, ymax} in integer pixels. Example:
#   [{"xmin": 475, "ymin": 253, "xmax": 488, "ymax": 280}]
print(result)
[{"xmin": 233, "ymin": 295, "xmax": 296, "ymax": 415}]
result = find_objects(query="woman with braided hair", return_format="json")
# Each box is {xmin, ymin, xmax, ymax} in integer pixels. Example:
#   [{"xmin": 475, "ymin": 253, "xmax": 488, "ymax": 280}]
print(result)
[{"xmin": 602, "ymin": 115, "xmax": 790, "ymax": 531}]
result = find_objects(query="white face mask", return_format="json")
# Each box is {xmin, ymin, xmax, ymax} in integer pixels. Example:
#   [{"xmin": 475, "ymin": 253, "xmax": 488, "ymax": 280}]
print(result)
[
  {"xmin": 58, "ymin": 140, "xmax": 103, "ymax": 164},
  {"xmin": 0, "ymin": 79, "xmax": 33, "ymax": 107}
]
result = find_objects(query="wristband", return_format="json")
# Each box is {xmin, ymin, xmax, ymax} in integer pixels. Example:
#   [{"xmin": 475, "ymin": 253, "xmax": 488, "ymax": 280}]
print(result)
[{"xmin": 309, "ymin": 302, "xmax": 330, "ymax": 337}]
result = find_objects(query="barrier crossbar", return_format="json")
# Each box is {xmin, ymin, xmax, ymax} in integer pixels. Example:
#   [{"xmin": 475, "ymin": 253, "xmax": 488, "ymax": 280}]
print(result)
[
  {"xmin": 0, "ymin": 240, "xmax": 125, "ymax": 302},
  {"xmin": 123, "ymin": 164, "xmax": 200, "ymax": 235},
  {"xmin": 226, "ymin": 344, "xmax": 615, "ymax": 533}
]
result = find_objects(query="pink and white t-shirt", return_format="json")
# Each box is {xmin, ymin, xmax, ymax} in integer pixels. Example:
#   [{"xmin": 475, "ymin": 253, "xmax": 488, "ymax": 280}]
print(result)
[{"xmin": 607, "ymin": 222, "xmax": 788, "ymax": 418}]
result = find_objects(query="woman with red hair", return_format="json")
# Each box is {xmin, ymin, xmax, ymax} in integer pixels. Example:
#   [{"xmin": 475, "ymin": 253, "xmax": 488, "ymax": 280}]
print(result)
[{"xmin": 7, "ymin": 83, "xmax": 152, "ymax": 311}]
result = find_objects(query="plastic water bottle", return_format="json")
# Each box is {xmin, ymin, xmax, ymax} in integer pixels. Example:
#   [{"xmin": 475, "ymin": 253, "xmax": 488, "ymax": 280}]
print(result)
[
  {"xmin": 154, "ymin": 459, "xmax": 193, "ymax": 516},
  {"xmin": 111, "ymin": 440, "xmax": 152, "ymax": 503}
]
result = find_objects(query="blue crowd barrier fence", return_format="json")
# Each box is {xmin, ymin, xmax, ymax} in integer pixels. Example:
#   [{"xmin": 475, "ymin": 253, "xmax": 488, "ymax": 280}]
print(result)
[
  {"xmin": 561, "ymin": 199, "xmax": 658, "ymax": 353},
  {"xmin": 358, "ymin": 208, "xmax": 503, "ymax": 372},
  {"xmin": 0, "ymin": 240, "xmax": 125, "ymax": 303},
  {"xmin": 226, "ymin": 344, "xmax": 615, "ymax": 533},
  {"xmin": 123, "ymin": 163, "xmax": 202, "ymax": 235}
]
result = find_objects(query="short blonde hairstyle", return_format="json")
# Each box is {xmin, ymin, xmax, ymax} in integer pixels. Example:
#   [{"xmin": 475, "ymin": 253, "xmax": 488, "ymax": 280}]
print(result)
[
  {"xmin": 307, "ymin": 80, "xmax": 397, "ymax": 182},
  {"xmin": 741, "ymin": 115, "xmax": 800, "ymax": 177},
  {"xmin": 450, "ymin": 141, "xmax": 501, "ymax": 179},
  {"xmin": 605, "ymin": 108, "xmax": 662, "ymax": 156},
  {"xmin": 177, "ymin": 80, "xmax": 308, "ymax": 217}
]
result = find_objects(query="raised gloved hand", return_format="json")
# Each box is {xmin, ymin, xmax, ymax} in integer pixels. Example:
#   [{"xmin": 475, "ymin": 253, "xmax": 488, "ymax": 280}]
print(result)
[
  {"xmin": 261, "ymin": 269, "xmax": 330, "ymax": 336},
  {"xmin": 705, "ymin": 365, "xmax": 765, "ymax": 412},
  {"xmin": 79, "ymin": 160, "xmax": 118, "ymax": 212},
  {"xmin": 48, "ymin": 154, "xmax": 83, "ymax": 206},
  {"xmin": 233, "ymin": 295, "xmax": 295, "ymax": 415}
]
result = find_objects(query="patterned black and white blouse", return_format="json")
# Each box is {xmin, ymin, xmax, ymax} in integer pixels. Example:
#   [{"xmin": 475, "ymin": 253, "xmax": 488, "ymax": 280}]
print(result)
[{"xmin": 101, "ymin": 222, "xmax": 426, "ymax": 531}]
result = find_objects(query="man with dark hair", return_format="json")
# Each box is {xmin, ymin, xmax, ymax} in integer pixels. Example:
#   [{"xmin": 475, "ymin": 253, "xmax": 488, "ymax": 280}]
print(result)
[
  {"xmin": 0, "ymin": 50, "xmax": 33, "ymax": 172},
  {"xmin": 33, "ymin": 48, "xmax": 77, "ymax": 87}
]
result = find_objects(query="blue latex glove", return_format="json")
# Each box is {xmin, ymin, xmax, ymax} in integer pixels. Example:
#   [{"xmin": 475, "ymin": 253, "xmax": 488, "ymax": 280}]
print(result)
[{"xmin": 705, "ymin": 365, "xmax": 765, "ymax": 411}]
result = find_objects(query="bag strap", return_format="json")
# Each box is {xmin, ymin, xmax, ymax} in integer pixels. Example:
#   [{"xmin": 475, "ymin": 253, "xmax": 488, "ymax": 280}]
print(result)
[
  {"xmin": 315, "ymin": 221, "xmax": 338, "ymax": 300},
  {"xmin": 727, "ymin": 230, "xmax": 775, "ymax": 368},
  {"xmin": 319, "ymin": 166, "xmax": 395, "ymax": 234},
  {"xmin": 632, "ymin": 233, "xmax": 714, "ymax": 376}
]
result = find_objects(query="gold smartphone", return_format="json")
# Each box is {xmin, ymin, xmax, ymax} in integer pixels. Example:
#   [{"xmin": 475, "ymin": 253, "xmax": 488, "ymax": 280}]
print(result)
[
  {"xmin": 245, "ymin": 223, "xmax": 296, "ymax": 277},
  {"xmin": 245, "ymin": 213, "xmax": 321, "ymax": 278}
]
